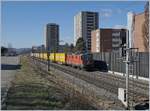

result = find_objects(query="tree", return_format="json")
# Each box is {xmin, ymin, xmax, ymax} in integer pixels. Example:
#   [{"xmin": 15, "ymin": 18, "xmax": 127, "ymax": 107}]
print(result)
[
  {"xmin": 64, "ymin": 43, "xmax": 69, "ymax": 53},
  {"xmin": 142, "ymin": 2, "xmax": 149, "ymax": 51},
  {"xmin": 70, "ymin": 43, "xmax": 74, "ymax": 53},
  {"xmin": 75, "ymin": 38, "xmax": 86, "ymax": 53}
]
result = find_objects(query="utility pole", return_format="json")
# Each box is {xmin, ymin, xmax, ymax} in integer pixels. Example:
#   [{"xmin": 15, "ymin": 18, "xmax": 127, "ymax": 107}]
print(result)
[
  {"xmin": 118, "ymin": 12, "xmax": 136, "ymax": 109},
  {"xmin": 47, "ymin": 50, "xmax": 50, "ymax": 71},
  {"xmin": 125, "ymin": 46, "xmax": 129, "ymax": 110},
  {"xmin": 42, "ymin": 45, "xmax": 44, "ymax": 61},
  {"xmin": 125, "ymin": 11, "xmax": 134, "ymax": 109}
]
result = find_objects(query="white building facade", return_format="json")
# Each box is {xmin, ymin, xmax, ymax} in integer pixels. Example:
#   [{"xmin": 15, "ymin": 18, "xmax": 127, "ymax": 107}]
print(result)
[{"xmin": 74, "ymin": 11, "xmax": 99, "ymax": 52}]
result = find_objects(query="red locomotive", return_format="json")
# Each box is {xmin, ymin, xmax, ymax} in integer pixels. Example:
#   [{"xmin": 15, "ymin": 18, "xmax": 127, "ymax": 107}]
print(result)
[{"xmin": 66, "ymin": 53, "xmax": 94, "ymax": 70}]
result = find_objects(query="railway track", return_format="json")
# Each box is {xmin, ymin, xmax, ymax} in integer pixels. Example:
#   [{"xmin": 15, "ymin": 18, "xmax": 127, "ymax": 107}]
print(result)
[
  {"xmin": 49, "ymin": 61, "xmax": 148, "ymax": 94},
  {"xmin": 50, "ymin": 62, "xmax": 148, "ymax": 97},
  {"xmin": 94, "ymin": 71, "xmax": 148, "ymax": 89},
  {"xmin": 31, "ymin": 57, "xmax": 149, "ymax": 107}
]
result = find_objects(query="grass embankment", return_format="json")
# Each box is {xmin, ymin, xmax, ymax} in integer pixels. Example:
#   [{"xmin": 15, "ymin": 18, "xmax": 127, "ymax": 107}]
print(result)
[{"xmin": 6, "ymin": 56, "xmax": 96, "ymax": 110}]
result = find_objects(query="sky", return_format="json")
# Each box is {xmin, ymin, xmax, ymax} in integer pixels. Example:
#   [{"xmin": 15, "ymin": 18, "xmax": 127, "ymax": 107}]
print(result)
[{"xmin": 1, "ymin": 1, "xmax": 147, "ymax": 48}]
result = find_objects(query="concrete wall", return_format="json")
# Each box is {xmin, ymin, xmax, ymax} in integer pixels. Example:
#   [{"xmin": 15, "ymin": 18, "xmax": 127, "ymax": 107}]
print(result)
[{"xmin": 92, "ymin": 52, "xmax": 149, "ymax": 78}]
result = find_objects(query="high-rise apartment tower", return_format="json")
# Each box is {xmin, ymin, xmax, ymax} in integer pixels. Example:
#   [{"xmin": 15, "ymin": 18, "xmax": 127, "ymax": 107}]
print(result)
[
  {"xmin": 74, "ymin": 11, "xmax": 99, "ymax": 52},
  {"xmin": 45, "ymin": 23, "xmax": 59, "ymax": 52}
]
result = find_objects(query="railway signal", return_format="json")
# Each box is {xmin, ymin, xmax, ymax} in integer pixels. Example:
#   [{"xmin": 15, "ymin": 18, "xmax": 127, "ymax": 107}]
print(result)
[{"xmin": 118, "ymin": 12, "xmax": 136, "ymax": 109}]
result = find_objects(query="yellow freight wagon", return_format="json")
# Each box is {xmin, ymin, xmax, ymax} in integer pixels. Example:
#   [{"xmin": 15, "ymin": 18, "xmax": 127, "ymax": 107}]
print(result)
[
  {"xmin": 34, "ymin": 53, "xmax": 36, "ymax": 57},
  {"xmin": 43, "ymin": 53, "xmax": 47, "ymax": 60},
  {"xmin": 55, "ymin": 53, "xmax": 66, "ymax": 64},
  {"xmin": 39, "ymin": 53, "xmax": 46, "ymax": 60},
  {"xmin": 39, "ymin": 53, "xmax": 42, "ymax": 59},
  {"xmin": 50, "ymin": 53, "xmax": 55, "ymax": 61},
  {"xmin": 40, "ymin": 53, "xmax": 54, "ymax": 61},
  {"xmin": 38, "ymin": 53, "xmax": 39, "ymax": 58},
  {"xmin": 42, "ymin": 53, "xmax": 51, "ymax": 60},
  {"xmin": 32, "ymin": 53, "xmax": 66, "ymax": 64},
  {"xmin": 35, "ymin": 53, "xmax": 39, "ymax": 58}
]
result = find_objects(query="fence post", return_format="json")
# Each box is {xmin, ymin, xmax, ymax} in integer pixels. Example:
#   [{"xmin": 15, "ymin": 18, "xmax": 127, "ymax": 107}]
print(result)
[
  {"xmin": 136, "ymin": 52, "xmax": 139, "ymax": 79},
  {"xmin": 138, "ymin": 52, "xmax": 141, "ymax": 78},
  {"xmin": 112, "ymin": 53, "xmax": 114, "ymax": 74}
]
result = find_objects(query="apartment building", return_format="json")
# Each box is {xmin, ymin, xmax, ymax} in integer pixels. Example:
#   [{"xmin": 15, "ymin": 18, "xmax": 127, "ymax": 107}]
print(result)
[
  {"xmin": 91, "ymin": 29, "xmax": 126, "ymax": 53},
  {"xmin": 74, "ymin": 11, "xmax": 99, "ymax": 52},
  {"xmin": 91, "ymin": 29, "xmax": 112, "ymax": 52},
  {"xmin": 112, "ymin": 29, "xmax": 126, "ymax": 51},
  {"xmin": 45, "ymin": 23, "xmax": 59, "ymax": 52}
]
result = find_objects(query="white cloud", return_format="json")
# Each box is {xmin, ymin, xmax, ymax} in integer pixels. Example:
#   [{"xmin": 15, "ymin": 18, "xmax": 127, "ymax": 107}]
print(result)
[
  {"xmin": 100, "ymin": 8, "xmax": 124, "ymax": 18},
  {"xmin": 113, "ymin": 25, "xmax": 127, "ymax": 29},
  {"xmin": 116, "ymin": 9, "xmax": 123, "ymax": 14},
  {"xmin": 100, "ymin": 9, "xmax": 113, "ymax": 18}
]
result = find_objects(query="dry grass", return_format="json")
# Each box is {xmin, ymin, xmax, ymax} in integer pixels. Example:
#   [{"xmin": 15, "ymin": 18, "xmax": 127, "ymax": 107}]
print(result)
[{"xmin": 5, "ymin": 56, "xmax": 97, "ymax": 110}]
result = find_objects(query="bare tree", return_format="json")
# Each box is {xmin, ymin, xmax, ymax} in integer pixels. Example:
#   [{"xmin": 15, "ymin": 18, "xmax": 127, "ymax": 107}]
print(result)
[{"xmin": 142, "ymin": 2, "xmax": 149, "ymax": 51}]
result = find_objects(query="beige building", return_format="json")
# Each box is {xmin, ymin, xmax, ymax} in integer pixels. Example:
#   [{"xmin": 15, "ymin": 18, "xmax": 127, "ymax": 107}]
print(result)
[
  {"xmin": 91, "ymin": 29, "xmax": 112, "ymax": 52},
  {"xmin": 74, "ymin": 11, "xmax": 99, "ymax": 52},
  {"xmin": 133, "ymin": 13, "xmax": 147, "ymax": 52}
]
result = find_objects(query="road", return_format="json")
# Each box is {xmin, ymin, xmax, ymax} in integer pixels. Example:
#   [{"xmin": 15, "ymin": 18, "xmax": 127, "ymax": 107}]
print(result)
[{"xmin": 1, "ymin": 56, "xmax": 20, "ymax": 109}]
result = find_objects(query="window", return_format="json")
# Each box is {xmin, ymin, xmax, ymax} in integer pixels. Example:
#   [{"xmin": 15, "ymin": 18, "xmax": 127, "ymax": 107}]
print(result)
[
  {"xmin": 113, "ymin": 41, "xmax": 119, "ymax": 44},
  {"xmin": 112, "ymin": 32, "xmax": 120, "ymax": 36},
  {"xmin": 96, "ymin": 48, "xmax": 99, "ymax": 52},
  {"xmin": 96, "ymin": 37, "xmax": 99, "ymax": 42},
  {"xmin": 96, "ymin": 43, "xmax": 99, "ymax": 48},
  {"xmin": 96, "ymin": 32, "xmax": 99, "ymax": 37}
]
